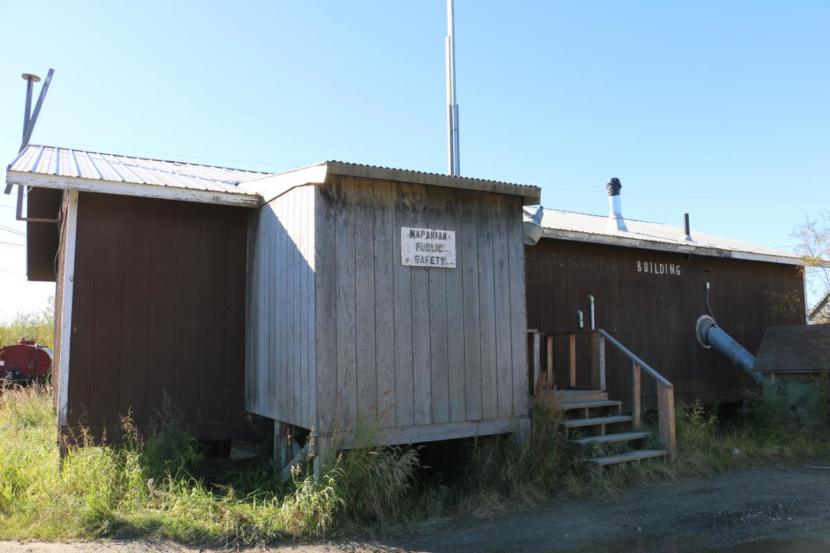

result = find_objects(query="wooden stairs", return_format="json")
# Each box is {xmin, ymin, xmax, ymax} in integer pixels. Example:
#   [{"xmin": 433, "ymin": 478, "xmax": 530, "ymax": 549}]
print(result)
[
  {"xmin": 557, "ymin": 389, "xmax": 668, "ymax": 469},
  {"xmin": 530, "ymin": 329, "xmax": 677, "ymax": 468}
]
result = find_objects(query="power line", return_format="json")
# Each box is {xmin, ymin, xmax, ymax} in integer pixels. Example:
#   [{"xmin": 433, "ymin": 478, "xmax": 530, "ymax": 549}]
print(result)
[
  {"xmin": 0, "ymin": 241, "xmax": 24, "ymax": 248},
  {"xmin": 0, "ymin": 225, "xmax": 25, "ymax": 236},
  {"xmin": 0, "ymin": 268, "xmax": 25, "ymax": 276}
]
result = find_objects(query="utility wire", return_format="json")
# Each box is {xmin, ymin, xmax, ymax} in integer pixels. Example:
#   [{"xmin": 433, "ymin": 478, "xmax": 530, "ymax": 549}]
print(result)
[
  {"xmin": 0, "ymin": 225, "xmax": 25, "ymax": 236},
  {"xmin": 0, "ymin": 241, "xmax": 25, "ymax": 248}
]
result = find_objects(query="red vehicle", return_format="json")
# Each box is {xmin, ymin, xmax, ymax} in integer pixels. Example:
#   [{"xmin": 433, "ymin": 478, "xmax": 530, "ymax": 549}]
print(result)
[{"xmin": 0, "ymin": 339, "xmax": 52, "ymax": 383}]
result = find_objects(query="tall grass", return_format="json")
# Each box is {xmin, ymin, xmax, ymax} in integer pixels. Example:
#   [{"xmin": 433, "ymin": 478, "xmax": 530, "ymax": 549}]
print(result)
[
  {"xmin": 0, "ymin": 385, "xmax": 419, "ymax": 544},
  {"xmin": 0, "ymin": 385, "xmax": 828, "ymax": 545}
]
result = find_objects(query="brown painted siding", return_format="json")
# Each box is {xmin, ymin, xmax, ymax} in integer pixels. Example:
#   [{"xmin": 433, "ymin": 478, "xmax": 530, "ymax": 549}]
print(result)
[
  {"xmin": 63, "ymin": 192, "xmax": 253, "ymax": 441},
  {"xmin": 526, "ymin": 239, "xmax": 805, "ymax": 406}
]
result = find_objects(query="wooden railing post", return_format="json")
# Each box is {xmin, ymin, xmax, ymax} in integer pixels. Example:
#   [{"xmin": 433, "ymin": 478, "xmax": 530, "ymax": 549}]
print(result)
[
  {"xmin": 568, "ymin": 333, "xmax": 577, "ymax": 387},
  {"xmin": 658, "ymin": 384, "xmax": 677, "ymax": 456},
  {"xmin": 532, "ymin": 331, "xmax": 541, "ymax": 394},
  {"xmin": 546, "ymin": 335, "xmax": 554, "ymax": 388},
  {"xmin": 632, "ymin": 363, "xmax": 641, "ymax": 430},
  {"xmin": 598, "ymin": 335, "xmax": 606, "ymax": 392}
]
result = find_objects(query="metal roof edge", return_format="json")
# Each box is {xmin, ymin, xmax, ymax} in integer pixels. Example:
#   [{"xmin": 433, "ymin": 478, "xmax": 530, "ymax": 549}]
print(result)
[
  {"xmin": 322, "ymin": 161, "xmax": 541, "ymax": 204},
  {"xmin": 237, "ymin": 163, "xmax": 329, "ymax": 199},
  {"xmin": 20, "ymin": 143, "xmax": 273, "ymax": 176},
  {"xmin": 5, "ymin": 169, "xmax": 262, "ymax": 208},
  {"xmin": 540, "ymin": 228, "xmax": 803, "ymax": 266}
]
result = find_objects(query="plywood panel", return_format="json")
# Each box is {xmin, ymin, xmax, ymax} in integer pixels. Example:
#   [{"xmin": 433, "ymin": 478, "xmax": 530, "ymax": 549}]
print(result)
[
  {"xmin": 409, "ymin": 183, "xmax": 432, "ymax": 426},
  {"xmin": 373, "ymin": 181, "xmax": 396, "ymax": 427},
  {"xmin": 334, "ymin": 178, "xmax": 358, "ymax": 430},
  {"xmin": 427, "ymin": 191, "xmax": 449, "ymax": 424},
  {"xmin": 460, "ymin": 192, "xmax": 482, "ymax": 421},
  {"xmin": 315, "ymin": 178, "xmax": 529, "ymax": 434},
  {"xmin": 354, "ymin": 180, "xmax": 378, "ymax": 423},
  {"xmin": 492, "ymin": 195, "xmax": 513, "ymax": 419},
  {"xmin": 477, "ymin": 195, "xmax": 498, "ymax": 420},
  {"xmin": 245, "ymin": 184, "xmax": 317, "ymax": 430},
  {"xmin": 392, "ymin": 183, "xmax": 415, "ymax": 427},
  {"xmin": 445, "ymin": 189, "xmax": 467, "ymax": 422}
]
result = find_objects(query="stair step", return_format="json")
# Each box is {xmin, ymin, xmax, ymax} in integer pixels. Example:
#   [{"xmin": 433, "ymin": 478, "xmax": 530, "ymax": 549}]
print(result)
[
  {"xmin": 555, "ymin": 389, "xmax": 608, "ymax": 402},
  {"xmin": 561, "ymin": 415, "xmax": 632, "ymax": 429},
  {"xmin": 572, "ymin": 431, "xmax": 651, "ymax": 446},
  {"xmin": 559, "ymin": 400, "xmax": 621, "ymax": 411},
  {"xmin": 589, "ymin": 449, "xmax": 668, "ymax": 467}
]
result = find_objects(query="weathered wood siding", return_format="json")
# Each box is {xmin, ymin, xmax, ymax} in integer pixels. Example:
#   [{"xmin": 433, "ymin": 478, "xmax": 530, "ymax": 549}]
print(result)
[
  {"xmin": 245, "ymin": 186, "xmax": 316, "ymax": 429},
  {"xmin": 526, "ymin": 239, "xmax": 805, "ymax": 406},
  {"xmin": 62, "ymin": 192, "xmax": 251, "ymax": 441},
  {"xmin": 315, "ymin": 176, "xmax": 529, "ymax": 434}
]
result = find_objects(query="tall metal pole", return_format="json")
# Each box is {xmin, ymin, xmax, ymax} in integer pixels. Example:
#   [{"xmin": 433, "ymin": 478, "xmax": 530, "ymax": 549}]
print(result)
[
  {"xmin": 20, "ymin": 73, "xmax": 40, "ymax": 152},
  {"xmin": 445, "ymin": 0, "xmax": 460, "ymax": 176}
]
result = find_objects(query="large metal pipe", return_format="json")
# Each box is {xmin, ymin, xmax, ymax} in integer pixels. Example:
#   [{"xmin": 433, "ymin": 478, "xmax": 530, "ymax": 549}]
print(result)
[{"xmin": 695, "ymin": 315, "xmax": 763, "ymax": 386}]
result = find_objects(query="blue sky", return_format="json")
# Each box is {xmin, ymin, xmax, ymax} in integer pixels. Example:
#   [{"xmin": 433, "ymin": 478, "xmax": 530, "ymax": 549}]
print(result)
[{"xmin": 0, "ymin": 0, "xmax": 828, "ymax": 319}]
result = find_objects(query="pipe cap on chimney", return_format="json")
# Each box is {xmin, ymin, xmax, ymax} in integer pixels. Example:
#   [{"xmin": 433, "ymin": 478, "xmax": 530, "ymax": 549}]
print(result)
[{"xmin": 606, "ymin": 177, "xmax": 622, "ymax": 196}]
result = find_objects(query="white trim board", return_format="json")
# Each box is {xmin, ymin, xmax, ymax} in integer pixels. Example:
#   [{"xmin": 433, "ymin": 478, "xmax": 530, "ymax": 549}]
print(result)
[
  {"xmin": 57, "ymin": 190, "xmax": 78, "ymax": 428},
  {"xmin": 6, "ymin": 170, "xmax": 262, "ymax": 208}
]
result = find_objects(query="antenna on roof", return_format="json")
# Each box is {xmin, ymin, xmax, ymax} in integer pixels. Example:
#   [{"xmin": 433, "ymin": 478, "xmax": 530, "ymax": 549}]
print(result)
[
  {"xmin": 4, "ymin": 69, "xmax": 57, "ymax": 219},
  {"xmin": 445, "ymin": 0, "xmax": 460, "ymax": 176},
  {"xmin": 20, "ymin": 69, "xmax": 54, "ymax": 153}
]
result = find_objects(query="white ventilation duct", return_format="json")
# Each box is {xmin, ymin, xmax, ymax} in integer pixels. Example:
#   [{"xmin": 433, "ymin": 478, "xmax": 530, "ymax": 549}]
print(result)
[
  {"xmin": 523, "ymin": 205, "xmax": 544, "ymax": 245},
  {"xmin": 606, "ymin": 177, "xmax": 627, "ymax": 232}
]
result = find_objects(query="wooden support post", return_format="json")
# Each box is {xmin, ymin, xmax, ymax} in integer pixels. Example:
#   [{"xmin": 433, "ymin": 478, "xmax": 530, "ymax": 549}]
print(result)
[
  {"xmin": 632, "ymin": 363, "xmax": 641, "ymax": 430},
  {"xmin": 568, "ymin": 333, "xmax": 577, "ymax": 388},
  {"xmin": 546, "ymin": 335, "xmax": 554, "ymax": 388},
  {"xmin": 513, "ymin": 417, "xmax": 531, "ymax": 445},
  {"xmin": 313, "ymin": 435, "xmax": 333, "ymax": 480},
  {"xmin": 532, "ymin": 332, "xmax": 541, "ymax": 394},
  {"xmin": 658, "ymin": 384, "xmax": 677, "ymax": 456},
  {"xmin": 274, "ymin": 422, "xmax": 290, "ymax": 471},
  {"xmin": 598, "ymin": 336, "xmax": 606, "ymax": 392}
]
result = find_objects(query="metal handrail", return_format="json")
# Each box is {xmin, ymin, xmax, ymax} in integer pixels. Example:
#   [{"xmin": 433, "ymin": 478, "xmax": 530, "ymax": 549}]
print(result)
[{"xmin": 596, "ymin": 329, "xmax": 673, "ymax": 388}]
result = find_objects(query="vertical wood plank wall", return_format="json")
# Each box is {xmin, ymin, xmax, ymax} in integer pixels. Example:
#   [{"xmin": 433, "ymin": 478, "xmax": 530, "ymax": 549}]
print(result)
[
  {"xmin": 63, "ymin": 192, "xmax": 250, "ymax": 441},
  {"xmin": 245, "ymin": 185, "xmax": 317, "ymax": 429},
  {"xmin": 315, "ymin": 176, "xmax": 529, "ymax": 434},
  {"xmin": 525, "ymin": 239, "xmax": 805, "ymax": 406}
]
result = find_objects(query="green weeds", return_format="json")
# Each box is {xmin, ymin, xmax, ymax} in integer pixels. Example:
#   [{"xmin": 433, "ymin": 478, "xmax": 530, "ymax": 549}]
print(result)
[{"xmin": 0, "ymin": 385, "xmax": 828, "ymax": 545}]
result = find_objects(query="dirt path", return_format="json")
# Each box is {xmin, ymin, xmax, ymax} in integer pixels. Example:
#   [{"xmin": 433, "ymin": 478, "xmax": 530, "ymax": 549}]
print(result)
[{"xmin": 5, "ymin": 464, "xmax": 830, "ymax": 553}]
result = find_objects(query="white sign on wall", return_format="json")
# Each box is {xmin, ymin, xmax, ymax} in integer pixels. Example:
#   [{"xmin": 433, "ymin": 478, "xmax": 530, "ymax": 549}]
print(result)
[{"xmin": 401, "ymin": 227, "xmax": 456, "ymax": 268}]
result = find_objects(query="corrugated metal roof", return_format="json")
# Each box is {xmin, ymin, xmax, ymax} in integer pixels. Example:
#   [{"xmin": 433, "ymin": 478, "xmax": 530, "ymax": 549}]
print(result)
[
  {"xmin": 8, "ymin": 144, "xmax": 269, "ymax": 197},
  {"xmin": 540, "ymin": 208, "xmax": 802, "ymax": 264},
  {"xmin": 322, "ymin": 160, "xmax": 541, "ymax": 203}
]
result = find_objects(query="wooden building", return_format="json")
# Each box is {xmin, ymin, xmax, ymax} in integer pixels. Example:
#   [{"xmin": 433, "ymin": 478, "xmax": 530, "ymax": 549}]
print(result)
[
  {"xmin": 6, "ymin": 146, "xmax": 540, "ymax": 465},
  {"xmin": 242, "ymin": 162, "xmax": 539, "ymax": 467},
  {"xmin": 8, "ymin": 145, "xmax": 264, "ymax": 442},
  {"xmin": 7, "ymin": 144, "xmax": 808, "ymax": 468},
  {"xmin": 754, "ymin": 323, "xmax": 830, "ymax": 424},
  {"xmin": 526, "ymin": 188, "xmax": 806, "ymax": 408}
]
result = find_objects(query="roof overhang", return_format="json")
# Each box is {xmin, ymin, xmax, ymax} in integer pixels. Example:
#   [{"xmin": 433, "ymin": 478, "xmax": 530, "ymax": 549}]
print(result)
[
  {"xmin": 541, "ymin": 228, "xmax": 804, "ymax": 266},
  {"xmin": 240, "ymin": 161, "xmax": 541, "ymax": 205},
  {"xmin": 5, "ymin": 170, "xmax": 262, "ymax": 208}
]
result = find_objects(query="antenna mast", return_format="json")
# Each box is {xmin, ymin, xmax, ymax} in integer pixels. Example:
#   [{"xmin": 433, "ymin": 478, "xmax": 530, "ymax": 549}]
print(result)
[{"xmin": 445, "ymin": 0, "xmax": 460, "ymax": 176}]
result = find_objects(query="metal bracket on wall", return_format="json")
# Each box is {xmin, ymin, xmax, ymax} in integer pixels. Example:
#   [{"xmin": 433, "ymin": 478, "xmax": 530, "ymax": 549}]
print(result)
[{"xmin": 14, "ymin": 184, "xmax": 60, "ymax": 224}]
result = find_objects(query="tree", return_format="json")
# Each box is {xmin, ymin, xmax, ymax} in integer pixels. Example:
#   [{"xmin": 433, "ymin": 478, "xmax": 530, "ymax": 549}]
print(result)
[{"xmin": 794, "ymin": 212, "xmax": 830, "ymax": 321}]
